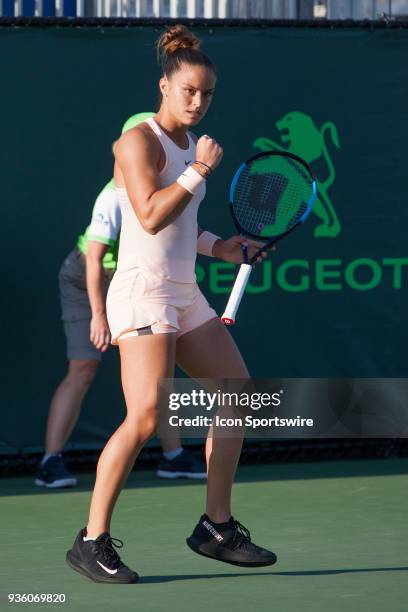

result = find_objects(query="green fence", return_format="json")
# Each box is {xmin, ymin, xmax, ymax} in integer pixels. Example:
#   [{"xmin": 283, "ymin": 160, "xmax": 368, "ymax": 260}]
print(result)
[{"xmin": 1, "ymin": 24, "xmax": 407, "ymax": 452}]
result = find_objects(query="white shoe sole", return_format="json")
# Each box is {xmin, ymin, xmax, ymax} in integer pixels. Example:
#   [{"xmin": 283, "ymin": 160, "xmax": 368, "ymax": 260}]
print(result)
[
  {"xmin": 34, "ymin": 478, "xmax": 77, "ymax": 488},
  {"xmin": 156, "ymin": 470, "xmax": 207, "ymax": 480}
]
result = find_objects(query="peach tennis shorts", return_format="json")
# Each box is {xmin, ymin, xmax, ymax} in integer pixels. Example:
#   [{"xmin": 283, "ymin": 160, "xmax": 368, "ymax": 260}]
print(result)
[{"xmin": 106, "ymin": 267, "xmax": 218, "ymax": 344}]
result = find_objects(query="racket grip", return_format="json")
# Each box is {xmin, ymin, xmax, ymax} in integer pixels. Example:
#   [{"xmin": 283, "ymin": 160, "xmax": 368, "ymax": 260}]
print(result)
[{"xmin": 221, "ymin": 264, "xmax": 252, "ymax": 325}]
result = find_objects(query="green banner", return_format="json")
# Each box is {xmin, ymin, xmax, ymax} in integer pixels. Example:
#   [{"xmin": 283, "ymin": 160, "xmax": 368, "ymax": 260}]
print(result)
[{"xmin": 1, "ymin": 25, "xmax": 407, "ymax": 452}]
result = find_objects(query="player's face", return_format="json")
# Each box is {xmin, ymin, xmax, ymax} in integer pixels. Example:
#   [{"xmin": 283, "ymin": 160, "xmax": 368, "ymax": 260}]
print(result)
[{"xmin": 163, "ymin": 64, "xmax": 216, "ymax": 126}]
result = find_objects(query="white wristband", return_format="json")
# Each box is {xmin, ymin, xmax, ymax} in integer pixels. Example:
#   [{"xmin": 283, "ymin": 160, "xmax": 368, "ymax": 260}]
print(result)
[
  {"xmin": 177, "ymin": 166, "xmax": 205, "ymax": 195},
  {"xmin": 197, "ymin": 231, "xmax": 221, "ymax": 257}
]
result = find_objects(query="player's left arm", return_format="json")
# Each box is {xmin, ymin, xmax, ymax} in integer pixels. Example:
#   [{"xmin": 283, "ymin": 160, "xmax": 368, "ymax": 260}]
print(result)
[{"xmin": 197, "ymin": 226, "xmax": 268, "ymax": 265}]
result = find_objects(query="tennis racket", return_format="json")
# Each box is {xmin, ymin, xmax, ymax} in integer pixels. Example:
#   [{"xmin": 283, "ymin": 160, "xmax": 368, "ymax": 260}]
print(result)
[{"xmin": 221, "ymin": 151, "xmax": 317, "ymax": 325}]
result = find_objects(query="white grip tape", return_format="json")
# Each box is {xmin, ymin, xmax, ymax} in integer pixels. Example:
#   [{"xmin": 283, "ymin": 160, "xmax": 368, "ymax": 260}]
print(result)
[
  {"xmin": 221, "ymin": 264, "xmax": 252, "ymax": 325},
  {"xmin": 197, "ymin": 231, "xmax": 221, "ymax": 257},
  {"xmin": 176, "ymin": 165, "xmax": 205, "ymax": 195}
]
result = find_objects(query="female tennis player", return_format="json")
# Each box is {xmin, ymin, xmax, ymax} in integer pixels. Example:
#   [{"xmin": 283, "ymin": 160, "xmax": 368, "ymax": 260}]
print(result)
[{"xmin": 67, "ymin": 25, "xmax": 277, "ymax": 583}]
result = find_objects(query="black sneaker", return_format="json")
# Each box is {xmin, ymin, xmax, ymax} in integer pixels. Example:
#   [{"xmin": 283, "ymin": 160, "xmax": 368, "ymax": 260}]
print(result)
[
  {"xmin": 186, "ymin": 514, "xmax": 277, "ymax": 567},
  {"xmin": 66, "ymin": 529, "xmax": 139, "ymax": 584},
  {"xmin": 35, "ymin": 454, "xmax": 77, "ymax": 488},
  {"xmin": 156, "ymin": 449, "xmax": 206, "ymax": 480}
]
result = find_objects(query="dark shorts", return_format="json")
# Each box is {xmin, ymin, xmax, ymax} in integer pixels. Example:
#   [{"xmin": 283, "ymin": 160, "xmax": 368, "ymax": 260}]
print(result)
[{"xmin": 58, "ymin": 248, "xmax": 112, "ymax": 361}]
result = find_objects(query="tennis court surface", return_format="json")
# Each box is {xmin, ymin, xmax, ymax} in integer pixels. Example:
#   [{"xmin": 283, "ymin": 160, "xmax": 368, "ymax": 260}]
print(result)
[{"xmin": 2, "ymin": 459, "xmax": 407, "ymax": 612}]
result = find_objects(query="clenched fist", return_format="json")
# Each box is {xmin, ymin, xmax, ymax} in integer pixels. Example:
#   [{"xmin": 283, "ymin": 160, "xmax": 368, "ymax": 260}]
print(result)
[{"xmin": 195, "ymin": 135, "xmax": 223, "ymax": 170}]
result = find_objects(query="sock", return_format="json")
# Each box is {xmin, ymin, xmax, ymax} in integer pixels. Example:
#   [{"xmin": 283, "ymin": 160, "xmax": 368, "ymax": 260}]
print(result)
[
  {"xmin": 83, "ymin": 529, "xmax": 98, "ymax": 542},
  {"xmin": 204, "ymin": 514, "xmax": 233, "ymax": 528},
  {"xmin": 163, "ymin": 447, "xmax": 183, "ymax": 461},
  {"xmin": 41, "ymin": 453, "xmax": 59, "ymax": 466}
]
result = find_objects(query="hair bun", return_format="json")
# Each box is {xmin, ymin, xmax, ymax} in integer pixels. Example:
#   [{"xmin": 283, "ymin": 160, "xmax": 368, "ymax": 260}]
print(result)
[{"xmin": 157, "ymin": 25, "xmax": 200, "ymax": 62}]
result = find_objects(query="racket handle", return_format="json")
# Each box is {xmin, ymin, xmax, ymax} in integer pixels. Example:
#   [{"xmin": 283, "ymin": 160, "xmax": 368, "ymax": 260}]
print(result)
[{"xmin": 221, "ymin": 264, "xmax": 252, "ymax": 325}]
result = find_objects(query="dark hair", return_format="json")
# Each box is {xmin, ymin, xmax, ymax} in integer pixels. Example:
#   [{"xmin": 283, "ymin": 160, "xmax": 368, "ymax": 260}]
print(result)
[{"xmin": 156, "ymin": 24, "xmax": 216, "ymax": 78}]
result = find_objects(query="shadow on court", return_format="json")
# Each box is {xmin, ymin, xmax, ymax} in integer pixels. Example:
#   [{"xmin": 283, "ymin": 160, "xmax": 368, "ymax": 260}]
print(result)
[
  {"xmin": 139, "ymin": 566, "xmax": 408, "ymax": 583},
  {"xmin": 140, "ymin": 571, "xmax": 276, "ymax": 583},
  {"xmin": 273, "ymin": 567, "xmax": 408, "ymax": 576},
  {"xmin": 1, "ymin": 458, "xmax": 408, "ymax": 497}
]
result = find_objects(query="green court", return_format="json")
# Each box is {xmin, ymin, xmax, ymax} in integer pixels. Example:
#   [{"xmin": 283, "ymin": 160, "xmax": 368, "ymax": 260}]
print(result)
[{"xmin": 2, "ymin": 459, "xmax": 407, "ymax": 612}]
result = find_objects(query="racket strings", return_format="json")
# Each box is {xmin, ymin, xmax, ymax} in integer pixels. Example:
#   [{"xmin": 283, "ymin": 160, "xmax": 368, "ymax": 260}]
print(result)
[{"xmin": 232, "ymin": 158, "xmax": 312, "ymax": 237}]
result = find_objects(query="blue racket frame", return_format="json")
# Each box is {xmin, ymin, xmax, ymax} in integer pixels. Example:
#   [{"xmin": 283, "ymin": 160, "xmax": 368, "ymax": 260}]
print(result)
[{"xmin": 229, "ymin": 151, "xmax": 317, "ymax": 264}]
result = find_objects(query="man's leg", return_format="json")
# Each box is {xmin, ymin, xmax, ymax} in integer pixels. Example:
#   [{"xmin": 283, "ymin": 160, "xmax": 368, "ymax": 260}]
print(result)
[
  {"xmin": 36, "ymin": 359, "xmax": 99, "ymax": 488},
  {"xmin": 45, "ymin": 359, "xmax": 99, "ymax": 453}
]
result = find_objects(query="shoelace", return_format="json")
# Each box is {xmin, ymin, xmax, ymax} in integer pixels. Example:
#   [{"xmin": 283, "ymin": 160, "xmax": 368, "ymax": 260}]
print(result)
[
  {"xmin": 231, "ymin": 520, "xmax": 252, "ymax": 550},
  {"xmin": 94, "ymin": 536, "xmax": 124, "ymax": 569}
]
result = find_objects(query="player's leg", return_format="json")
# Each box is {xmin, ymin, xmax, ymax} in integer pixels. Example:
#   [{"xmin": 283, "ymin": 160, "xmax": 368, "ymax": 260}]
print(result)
[
  {"xmin": 67, "ymin": 331, "xmax": 177, "ymax": 584},
  {"xmin": 176, "ymin": 316, "xmax": 277, "ymax": 567},
  {"xmin": 176, "ymin": 316, "xmax": 248, "ymax": 520},
  {"xmin": 86, "ymin": 331, "xmax": 177, "ymax": 537}
]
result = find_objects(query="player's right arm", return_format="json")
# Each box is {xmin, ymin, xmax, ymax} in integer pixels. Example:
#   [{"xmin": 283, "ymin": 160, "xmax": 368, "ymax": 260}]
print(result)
[{"xmin": 114, "ymin": 128, "xmax": 221, "ymax": 234}]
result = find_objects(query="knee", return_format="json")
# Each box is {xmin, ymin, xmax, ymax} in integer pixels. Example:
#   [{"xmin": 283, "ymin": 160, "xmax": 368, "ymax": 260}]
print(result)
[
  {"xmin": 125, "ymin": 410, "xmax": 158, "ymax": 446},
  {"xmin": 139, "ymin": 416, "xmax": 158, "ymax": 445},
  {"xmin": 67, "ymin": 360, "xmax": 99, "ymax": 390}
]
